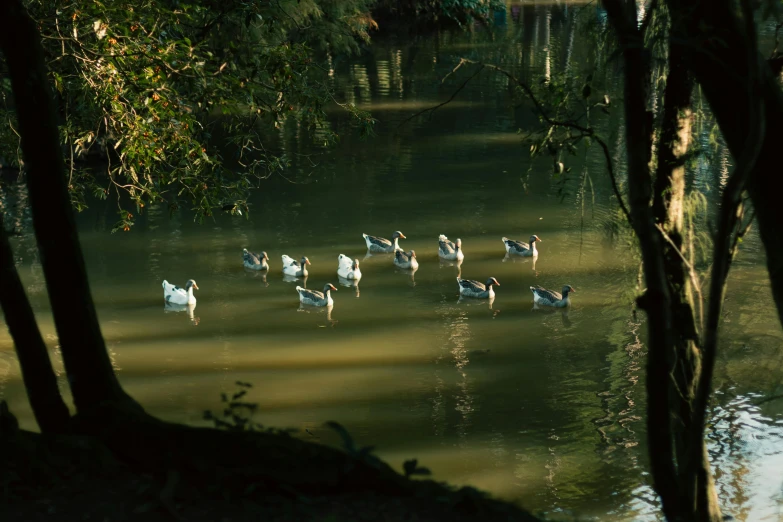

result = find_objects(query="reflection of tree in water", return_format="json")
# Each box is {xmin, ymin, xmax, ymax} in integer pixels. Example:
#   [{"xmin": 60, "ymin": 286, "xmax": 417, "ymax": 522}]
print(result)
[
  {"xmin": 430, "ymin": 295, "xmax": 476, "ymax": 451},
  {"xmin": 708, "ymin": 401, "xmax": 751, "ymax": 521},
  {"xmin": 593, "ymin": 317, "xmax": 644, "ymax": 454}
]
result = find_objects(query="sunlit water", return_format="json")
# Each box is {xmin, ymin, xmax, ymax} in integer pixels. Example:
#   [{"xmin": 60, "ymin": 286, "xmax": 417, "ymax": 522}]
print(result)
[{"xmin": 2, "ymin": 3, "xmax": 783, "ymax": 521}]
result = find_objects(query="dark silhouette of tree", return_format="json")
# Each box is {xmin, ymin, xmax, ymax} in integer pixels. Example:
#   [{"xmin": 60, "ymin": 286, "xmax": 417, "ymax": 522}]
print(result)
[{"xmin": 0, "ymin": 0, "xmax": 138, "ymax": 419}]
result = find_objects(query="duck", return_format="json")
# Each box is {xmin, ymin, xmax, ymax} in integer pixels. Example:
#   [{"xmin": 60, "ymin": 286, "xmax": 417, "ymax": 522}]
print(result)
[
  {"xmin": 337, "ymin": 254, "xmax": 362, "ymax": 280},
  {"xmin": 394, "ymin": 250, "xmax": 418, "ymax": 270},
  {"xmin": 362, "ymin": 231, "xmax": 405, "ymax": 253},
  {"xmin": 296, "ymin": 283, "xmax": 338, "ymax": 306},
  {"xmin": 282, "ymin": 255, "xmax": 310, "ymax": 277},
  {"xmin": 530, "ymin": 285, "xmax": 575, "ymax": 308},
  {"xmin": 457, "ymin": 277, "xmax": 499, "ymax": 299},
  {"xmin": 162, "ymin": 279, "xmax": 198, "ymax": 305},
  {"xmin": 438, "ymin": 234, "xmax": 464, "ymax": 262},
  {"xmin": 243, "ymin": 249, "xmax": 269, "ymax": 270},
  {"xmin": 502, "ymin": 235, "xmax": 542, "ymax": 256}
]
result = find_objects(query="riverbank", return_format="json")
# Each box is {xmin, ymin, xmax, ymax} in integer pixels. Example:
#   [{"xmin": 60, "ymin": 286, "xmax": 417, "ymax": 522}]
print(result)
[{"xmin": 1, "ymin": 404, "xmax": 542, "ymax": 522}]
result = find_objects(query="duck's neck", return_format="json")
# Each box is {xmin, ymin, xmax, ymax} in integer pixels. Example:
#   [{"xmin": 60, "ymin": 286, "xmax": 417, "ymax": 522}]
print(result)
[
  {"xmin": 530, "ymin": 241, "xmax": 537, "ymax": 254},
  {"xmin": 392, "ymin": 237, "xmax": 400, "ymax": 250},
  {"xmin": 187, "ymin": 287, "xmax": 195, "ymax": 302},
  {"xmin": 487, "ymin": 285, "xmax": 495, "ymax": 298},
  {"xmin": 560, "ymin": 290, "xmax": 569, "ymax": 305},
  {"xmin": 301, "ymin": 261, "xmax": 308, "ymax": 276}
]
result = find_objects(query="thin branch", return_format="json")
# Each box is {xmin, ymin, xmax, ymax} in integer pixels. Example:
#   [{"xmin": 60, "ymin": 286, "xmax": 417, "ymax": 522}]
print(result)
[
  {"xmin": 754, "ymin": 393, "xmax": 783, "ymax": 406},
  {"xmin": 397, "ymin": 62, "xmax": 484, "ymax": 128},
  {"xmin": 398, "ymin": 57, "xmax": 632, "ymax": 224},
  {"xmin": 656, "ymin": 223, "xmax": 704, "ymax": 331},
  {"xmin": 463, "ymin": 58, "xmax": 633, "ymax": 224}
]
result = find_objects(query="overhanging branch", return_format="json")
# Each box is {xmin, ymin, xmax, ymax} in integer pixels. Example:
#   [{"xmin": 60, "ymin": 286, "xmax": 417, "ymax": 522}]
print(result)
[{"xmin": 399, "ymin": 57, "xmax": 632, "ymax": 225}]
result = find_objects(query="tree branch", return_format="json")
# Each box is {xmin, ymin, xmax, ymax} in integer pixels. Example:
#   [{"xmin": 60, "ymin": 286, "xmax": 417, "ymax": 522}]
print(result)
[
  {"xmin": 399, "ymin": 57, "xmax": 632, "ymax": 224},
  {"xmin": 686, "ymin": 0, "xmax": 764, "ymax": 514},
  {"xmin": 397, "ymin": 61, "xmax": 484, "ymax": 128},
  {"xmin": 655, "ymin": 223, "xmax": 704, "ymax": 330}
]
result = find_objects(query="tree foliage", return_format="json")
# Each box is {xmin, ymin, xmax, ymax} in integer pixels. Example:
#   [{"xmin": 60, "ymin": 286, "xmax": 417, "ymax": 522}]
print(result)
[
  {"xmin": 0, "ymin": 0, "xmax": 377, "ymax": 231},
  {"xmin": 373, "ymin": 0, "xmax": 505, "ymax": 29}
]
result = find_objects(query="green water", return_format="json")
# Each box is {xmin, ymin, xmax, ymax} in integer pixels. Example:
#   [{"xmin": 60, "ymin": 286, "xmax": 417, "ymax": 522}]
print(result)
[{"xmin": 2, "ymin": 3, "xmax": 783, "ymax": 520}]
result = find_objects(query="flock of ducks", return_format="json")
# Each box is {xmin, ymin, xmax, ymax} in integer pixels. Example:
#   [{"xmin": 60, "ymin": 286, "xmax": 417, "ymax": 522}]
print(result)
[{"xmin": 161, "ymin": 231, "xmax": 576, "ymax": 311}]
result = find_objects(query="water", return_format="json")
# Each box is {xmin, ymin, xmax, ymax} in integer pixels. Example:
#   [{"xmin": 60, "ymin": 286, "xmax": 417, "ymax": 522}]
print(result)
[{"xmin": 2, "ymin": 3, "xmax": 783, "ymax": 520}]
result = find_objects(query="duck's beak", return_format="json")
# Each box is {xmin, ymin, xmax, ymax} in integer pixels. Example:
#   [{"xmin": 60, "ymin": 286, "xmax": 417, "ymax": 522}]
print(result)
[
  {"xmin": 305, "ymin": 259, "xmax": 311, "ymax": 265},
  {"xmin": 193, "ymin": 284, "xmax": 199, "ymax": 290},
  {"xmin": 399, "ymin": 233, "xmax": 406, "ymax": 239}
]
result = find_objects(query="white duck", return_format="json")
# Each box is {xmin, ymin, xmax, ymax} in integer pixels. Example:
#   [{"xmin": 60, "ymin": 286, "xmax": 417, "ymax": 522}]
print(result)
[
  {"xmin": 362, "ymin": 231, "xmax": 406, "ymax": 253},
  {"xmin": 438, "ymin": 234, "xmax": 464, "ymax": 262},
  {"xmin": 337, "ymin": 254, "xmax": 362, "ymax": 280},
  {"xmin": 162, "ymin": 279, "xmax": 198, "ymax": 305},
  {"xmin": 282, "ymin": 255, "xmax": 310, "ymax": 277},
  {"xmin": 394, "ymin": 250, "xmax": 418, "ymax": 270},
  {"xmin": 296, "ymin": 283, "xmax": 338, "ymax": 306}
]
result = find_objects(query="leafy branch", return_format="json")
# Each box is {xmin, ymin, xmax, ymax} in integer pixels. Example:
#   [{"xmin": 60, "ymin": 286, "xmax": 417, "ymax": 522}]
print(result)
[{"xmin": 398, "ymin": 57, "xmax": 632, "ymax": 224}]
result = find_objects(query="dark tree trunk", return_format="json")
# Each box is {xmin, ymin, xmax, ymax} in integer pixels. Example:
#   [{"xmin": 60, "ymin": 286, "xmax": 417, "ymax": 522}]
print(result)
[
  {"xmin": 0, "ymin": 0, "xmax": 139, "ymax": 414},
  {"xmin": 652, "ymin": 36, "xmax": 721, "ymax": 521},
  {"xmin": 603, "ymin": 1, "xmax": 723, "ymax": 520},
  {"xmin": 601, "ymin": 2, "xmax": 681, "ymax": 520},
  {"xmin": 667, "ymin": 0, "xmax": 783, "ymax": 329},
  {"xmin": 0, "ymin": 217, "xmax": 71, "ymax": 432}
]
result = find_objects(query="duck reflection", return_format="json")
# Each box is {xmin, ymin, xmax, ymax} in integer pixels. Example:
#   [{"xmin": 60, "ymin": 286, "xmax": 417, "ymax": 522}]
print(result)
[
  {"xmin": 439, "ymin": 257, "xmax": 463, "ymax": 278},
  {"xmin": 531, "ymin": 302, "xmax": 572, "ymax": 328},
  {"xmin": 363, "ymin": 250, "xmax": 394, "ymax": 261},
  {"xmin": 457, "ymin": 294, "xmax": 498, "ymax": 315},
  {"xmin": 297, "ymin": 303, "xmax": 337, "ymax": 327},
  {"xmin": 394, "ymin": 265, "xmax": 418, "ymax": 287},
  {"xmin": 164, "ymin": 302, "xmax": 199, "ymax": 326},
  {"xmin": 245, "ymin": 269, "xmax": 269, "ymax": 287},
  {"xmin": 283, "ymin": 273, "xmax": 307, "ymax": 287},
  {"xmin": 337, "ymin": 275, "xmax": 360, "ymax": 297},
  {"xmin": 502, "ymin": 253, "xmax": 538, "ymax": 273}
]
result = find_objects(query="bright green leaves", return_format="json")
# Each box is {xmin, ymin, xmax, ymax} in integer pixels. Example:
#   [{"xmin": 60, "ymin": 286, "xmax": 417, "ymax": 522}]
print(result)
[{"xmin": 0, "ymin": 0, "xmax": 378, "ymax": 231}]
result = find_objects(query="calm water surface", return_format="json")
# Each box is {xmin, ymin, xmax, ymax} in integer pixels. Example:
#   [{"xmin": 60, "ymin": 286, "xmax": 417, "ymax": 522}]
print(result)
[{"xmin": 2, "ymin": 3, "xmax": 783, "ymax": 521}]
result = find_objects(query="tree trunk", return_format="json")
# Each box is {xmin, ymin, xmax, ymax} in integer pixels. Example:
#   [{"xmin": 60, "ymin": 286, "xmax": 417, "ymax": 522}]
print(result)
[
  {"xmin": 0, "ymin": 217, "xmax": 71, "ymax": 432},
  {"xmin": 667, "ymin": 0, "xmax": 783, "ymax": 329},
  {"xmin": 652, "ymin": 37, "xmax": 721, "ymax": 522},
  {"xmin": 0, "ymin": 0, "xmax": 139, "ymax": 414},
  {"xmin": 601, "ymin": 2, "xmax": 682, "ymax": 520},
  {"xmin": 603, "ymin": 2, "xmax": 723, "ymax": 520}
]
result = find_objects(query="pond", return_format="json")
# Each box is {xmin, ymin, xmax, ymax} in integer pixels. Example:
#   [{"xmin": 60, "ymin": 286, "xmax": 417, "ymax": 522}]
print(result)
[{"xmin": 1, "ymin": 2, "xmax": 783, "ymax": 521}]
